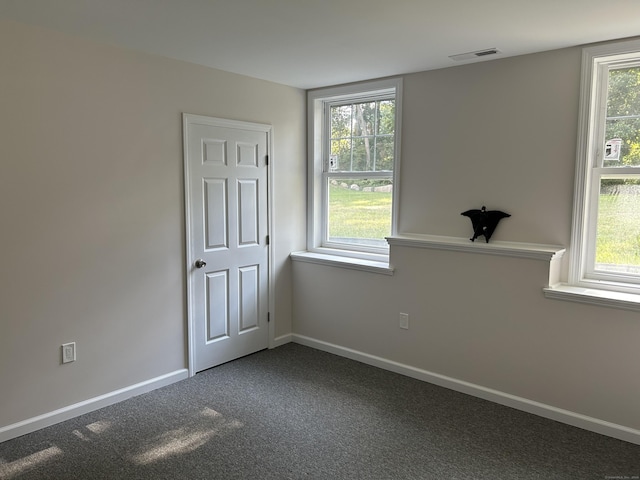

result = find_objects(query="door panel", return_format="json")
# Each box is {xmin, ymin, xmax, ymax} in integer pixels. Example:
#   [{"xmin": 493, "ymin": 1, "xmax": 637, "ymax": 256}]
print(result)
[
  {"xmin": 204, "ymin": 178, "xmax": 228, "ymax": 249},
  {"xmin": 184, "ymin": 114, "xmax": 270, "ymax": 373},
  {"xmin": 238, "ymin": 179, "xmax": 259, "ymax": 246},
  {"xmin": 239, "ymin": 265, "xmax": 259, "ymax": 332},
  {"xmin": 206, "ymin": 270, "xmax": 229, "ymax": 341}
]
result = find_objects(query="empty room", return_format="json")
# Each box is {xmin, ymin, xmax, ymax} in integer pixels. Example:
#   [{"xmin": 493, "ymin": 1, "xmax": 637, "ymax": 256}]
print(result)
[{"xmin": 1, "ymin": 1, "xmax": 639, "ymax": 478}]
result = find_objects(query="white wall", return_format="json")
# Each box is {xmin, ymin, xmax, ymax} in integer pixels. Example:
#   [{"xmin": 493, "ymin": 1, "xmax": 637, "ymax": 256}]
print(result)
[
  {"xmin": 293, "ymin": 46, "xmax": 640, "ymax": 439},
  {"xmin": 399, "ymin": 50, "xmax": 578, "ymax": 245},
  {"xmin": 0, "ymin": 19, "xmax": 306, "ymax": 429}
]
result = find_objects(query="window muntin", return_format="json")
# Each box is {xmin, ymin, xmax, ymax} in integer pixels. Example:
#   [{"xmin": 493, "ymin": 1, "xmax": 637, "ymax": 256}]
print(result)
[
  {"xmin": 572, "ymin": 43, "xmax": 640, "ymax": 293},
  {"xmin": 328, "ymin": 100, "xmax": 395, "ymax": 173}
]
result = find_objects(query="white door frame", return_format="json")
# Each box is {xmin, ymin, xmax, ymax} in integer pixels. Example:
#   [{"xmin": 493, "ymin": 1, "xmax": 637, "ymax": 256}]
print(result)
[{"xmin": 183, "ymin": 113, "xmax": 275, "ymax": 377}]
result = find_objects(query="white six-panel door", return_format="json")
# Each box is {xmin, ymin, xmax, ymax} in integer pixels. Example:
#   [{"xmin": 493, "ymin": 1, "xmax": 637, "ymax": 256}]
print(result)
[{"xmin": 183, "ymin": 114, "xmax": 270, "ymax": 373}]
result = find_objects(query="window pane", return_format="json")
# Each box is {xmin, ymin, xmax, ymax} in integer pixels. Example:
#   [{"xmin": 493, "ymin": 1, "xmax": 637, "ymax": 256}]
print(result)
[
  {"xmin": 595, "ymin": 178, "xmax": 640, "ymax": 274},
  {"xmin": 330, "ymin": 139, "xmax": 351, "ymax": 171},
  {"xmin": 351, "ymin": 137, "xmax": 374, "ymax": 171},
  {"xmin": 375, "ymin": 136, "xmax": 394, "ymax": 171},
  {"xmin": 353, "ymin": 102, "xmax": 376, "ymax": 137},
  {"xmin": 607, "ymin": 67, "xmax": 640, "ymax": 117},
  {"xmin": 604, "ymin": 66, "xmax": 640, "ymax": 167},
  {"xmin": 604, "ymin": 118, "xmax": 640, "ymax": 167},
  {"xmin": 327, "ymin": 178, "xmax": 392, "ymax": 247},
  {"xmin": 377, "ymin": 100, "xmax": 395, "ymax": 135},
  {"xmin": 331, "ymin": 105, "xmax": 352, "ymax": 139}
]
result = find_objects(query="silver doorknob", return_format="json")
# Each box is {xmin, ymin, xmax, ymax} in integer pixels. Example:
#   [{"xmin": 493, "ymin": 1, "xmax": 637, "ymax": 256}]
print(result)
[{"xmin": 194, "ymin": 259, "xmax": 207, "ymax": 269}]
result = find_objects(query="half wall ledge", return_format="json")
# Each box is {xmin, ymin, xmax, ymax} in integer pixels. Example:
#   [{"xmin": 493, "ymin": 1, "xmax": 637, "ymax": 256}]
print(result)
[
  {"xmin": 386, "ymin": 234, "xmax": 565, "ymax": 261},
  {"xmin": 386, "ymin": 234, "xmax": 566, "ymax": 286}
]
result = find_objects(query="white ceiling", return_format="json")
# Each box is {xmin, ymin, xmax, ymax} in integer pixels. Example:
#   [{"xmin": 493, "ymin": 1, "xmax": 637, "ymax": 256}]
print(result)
[{"xmin": 1, "ymin": 0, "xmax": 640, "ymax": 89}]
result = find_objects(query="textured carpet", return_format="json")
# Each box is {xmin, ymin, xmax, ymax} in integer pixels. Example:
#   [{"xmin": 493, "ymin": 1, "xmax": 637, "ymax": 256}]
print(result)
[{"xmin": 1, "ymin": 343, "xmax": 638, "ymax": 479}]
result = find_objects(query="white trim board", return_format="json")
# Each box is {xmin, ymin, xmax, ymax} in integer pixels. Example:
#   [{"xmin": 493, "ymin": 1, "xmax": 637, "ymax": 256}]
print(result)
[
  {"xmin": 0, "ymin": 369, "xmax": 188, "ymax": 443},
  {"xmin": 271, "ymin": 333, "xmax": 293, "ymax": 348},
  {"xmin": 292, "ymin": 334, "xmax": 640, "ymax": 446}
]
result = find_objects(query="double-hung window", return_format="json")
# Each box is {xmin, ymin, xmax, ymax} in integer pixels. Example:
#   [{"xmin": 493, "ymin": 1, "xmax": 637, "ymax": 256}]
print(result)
[
  {"xmin": 307, "ymin": 78, "xmax": 402, "ymax": 262},
  {"xmin": 570, "ymin": 39, "xmax": 640, "ymax": 298}
]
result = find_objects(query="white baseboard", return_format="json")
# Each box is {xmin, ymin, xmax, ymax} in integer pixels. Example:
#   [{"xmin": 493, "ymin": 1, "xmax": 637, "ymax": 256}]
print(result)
[
  {"xmin": 0, "ymin": 369, "xmax": 189, "ymax": 443},
  {"xmin": 271, "ymin": 333, "xmax": 293, "ymax": 348},
  {"xmin": 292, "ymin": 334, "xmax": 640, "ymax": 446}
]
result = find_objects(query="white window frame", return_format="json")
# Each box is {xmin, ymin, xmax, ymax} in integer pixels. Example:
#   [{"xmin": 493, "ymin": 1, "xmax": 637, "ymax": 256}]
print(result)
[
  {"xmin": 306, "ymin": 78, "xmax": 402, "ymax": 263},
  {"xmin": 569, "ymin": 38, "xmax": 640, "ymax": 296}
]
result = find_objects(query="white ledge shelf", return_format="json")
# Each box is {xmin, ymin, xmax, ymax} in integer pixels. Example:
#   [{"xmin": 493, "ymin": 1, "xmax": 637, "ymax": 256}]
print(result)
[{"xmin": 386, "ymin": 234, "xmax": 566, "ymax": 262}]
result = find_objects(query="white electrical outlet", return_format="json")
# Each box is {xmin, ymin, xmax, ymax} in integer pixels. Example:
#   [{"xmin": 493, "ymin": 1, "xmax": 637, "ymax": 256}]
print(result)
[
  {"xmin": 62, "ymin": 342, "xmax": 76, "ymax": 364},
  {"xmin": 399, "ymin": 313, "xmax": 409, "ymax": 330}
]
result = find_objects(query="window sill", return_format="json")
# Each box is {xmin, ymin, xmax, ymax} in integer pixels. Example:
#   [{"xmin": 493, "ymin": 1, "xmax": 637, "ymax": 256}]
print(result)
[
  {"xmin": 290, "ymin": 250, "xmax": 394, "ymax": 276},
  {"xmin": 543, "ymin": 284, "xmax": 640, "ymax": 312}
]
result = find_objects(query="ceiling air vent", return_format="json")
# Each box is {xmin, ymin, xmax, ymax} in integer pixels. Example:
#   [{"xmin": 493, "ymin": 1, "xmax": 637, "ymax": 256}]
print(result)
[{"xmin": 449, "ymin": 48, "xmax": 501, "ymax": 62}]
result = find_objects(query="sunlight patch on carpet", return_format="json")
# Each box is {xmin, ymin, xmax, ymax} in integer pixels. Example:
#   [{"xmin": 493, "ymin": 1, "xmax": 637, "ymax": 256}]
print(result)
[
  {"xmin": 85, "ymin": 420, "xmax": 111, "ymax": 434},
  {"xmin": 130, "ymin": 409, "xmax": 243, "ymax": 465},
  {"xmin": 0, "ymin": 446, "xmax": 63, "ymax": 480}
]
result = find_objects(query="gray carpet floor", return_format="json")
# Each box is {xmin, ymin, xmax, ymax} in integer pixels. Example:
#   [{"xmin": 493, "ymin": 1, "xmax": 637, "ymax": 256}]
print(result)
[{"xmin": 1, "ymin": 343, "xmax": 638, "ymax": 479}]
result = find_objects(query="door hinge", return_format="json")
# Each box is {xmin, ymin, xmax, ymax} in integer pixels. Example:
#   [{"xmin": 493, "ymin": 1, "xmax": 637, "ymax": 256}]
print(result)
[
  {"xmin": 265, "ymin": 155, "xmax": 269, "ymax": 166},
  {"xmin": 267, "ymin": 312, "xmax": 271, "ymax": 323},
  {"xmin": 266, "ymin": 235, "xmax": 270, "ymax": 245}
]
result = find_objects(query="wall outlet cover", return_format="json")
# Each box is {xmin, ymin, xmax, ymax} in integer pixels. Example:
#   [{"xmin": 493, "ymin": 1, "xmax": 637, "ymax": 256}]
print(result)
[
  {"xmin": 62, "ymin": 342, "xmax": 76, "ymax": 364},
  {"xmin": 399, "ymin": 313, "xmax": 409, "ymax": 329}
]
